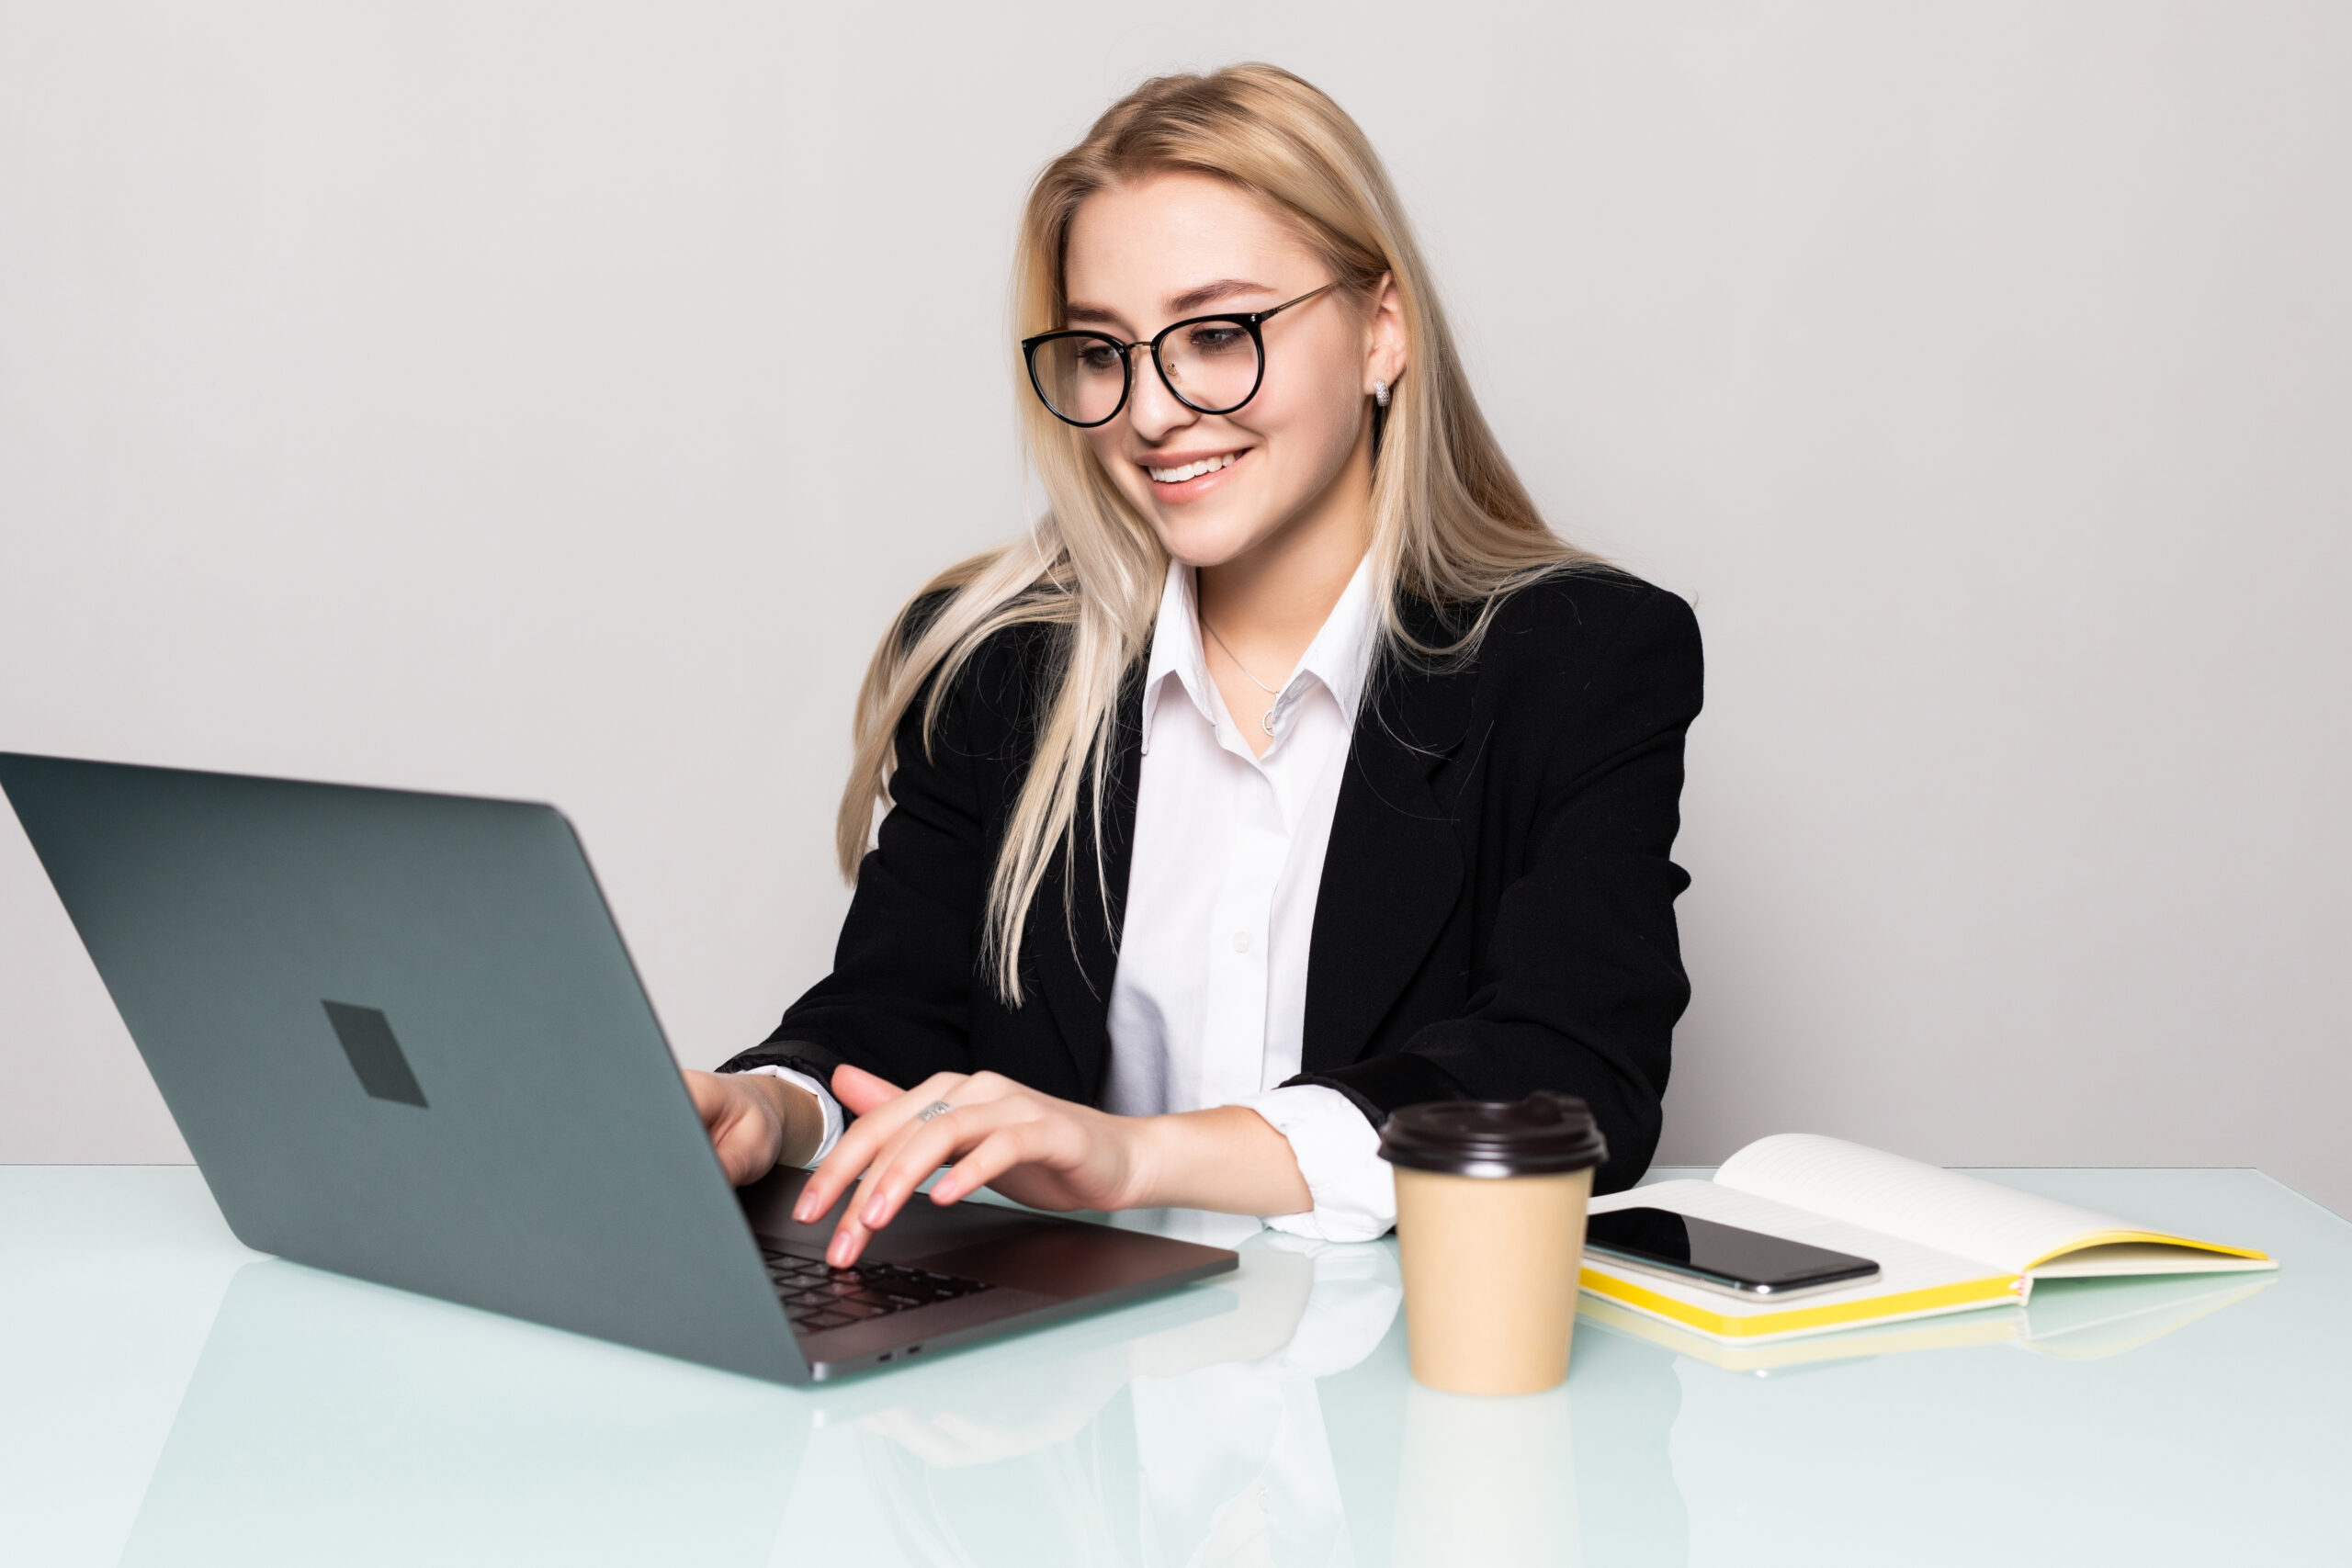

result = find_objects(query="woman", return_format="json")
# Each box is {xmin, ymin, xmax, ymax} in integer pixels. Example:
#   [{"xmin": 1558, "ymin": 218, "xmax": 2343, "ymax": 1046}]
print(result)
[{"xmin": 686, "ymin": 64, "xmax": 1702, "ymax": 1268}]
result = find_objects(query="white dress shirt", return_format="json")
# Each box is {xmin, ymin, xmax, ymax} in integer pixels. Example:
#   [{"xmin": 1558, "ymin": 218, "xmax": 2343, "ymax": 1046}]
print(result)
[{"xmin": 754, "ymin": 556, "xmax": 1397, "ymax": 1243}]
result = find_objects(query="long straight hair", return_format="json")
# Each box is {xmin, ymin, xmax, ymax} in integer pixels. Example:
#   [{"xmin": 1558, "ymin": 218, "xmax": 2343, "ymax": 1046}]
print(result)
[{"xmin": 835, "ymin": 63, "xmax": 1595, "ymax": 1002}]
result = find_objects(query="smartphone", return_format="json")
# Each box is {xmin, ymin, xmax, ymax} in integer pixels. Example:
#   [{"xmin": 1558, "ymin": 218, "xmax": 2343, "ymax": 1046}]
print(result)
[{"xmin": 1584, "ymin": 1207, "xmax": 1880, "ymax": 1300}]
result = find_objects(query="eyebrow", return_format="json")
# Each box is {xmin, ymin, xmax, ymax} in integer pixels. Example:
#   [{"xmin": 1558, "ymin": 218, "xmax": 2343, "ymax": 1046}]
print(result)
[
  {"xmin": 1063, "ymin": 278, "xmax": 1282, "ymax": 332},
  {"xmin": 1167, "ymin": 277, "xmax": 1279, "ymax": 314}
]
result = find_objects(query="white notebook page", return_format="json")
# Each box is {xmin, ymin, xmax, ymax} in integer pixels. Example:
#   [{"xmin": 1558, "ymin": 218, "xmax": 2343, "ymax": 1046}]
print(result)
[{"xmin": 1713, "ymin": 1134, "xmax": 2155, "ymax": 1273}]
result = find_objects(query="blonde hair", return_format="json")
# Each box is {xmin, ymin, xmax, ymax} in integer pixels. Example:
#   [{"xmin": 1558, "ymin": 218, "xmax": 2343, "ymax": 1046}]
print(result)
[{"xmin": 835, "ymin": 63, "xmax": 1595, "ymax": 1001}]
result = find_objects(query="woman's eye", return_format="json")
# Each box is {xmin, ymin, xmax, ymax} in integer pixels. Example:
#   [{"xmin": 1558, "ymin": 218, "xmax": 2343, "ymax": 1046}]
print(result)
[
  {"xmin": 1187, "ymin": 326, "xmax": 1247, "ymax": 355},
  {"xmin": 1075, "ymin": 345, "xmax": 1125, "ymax": 372}
]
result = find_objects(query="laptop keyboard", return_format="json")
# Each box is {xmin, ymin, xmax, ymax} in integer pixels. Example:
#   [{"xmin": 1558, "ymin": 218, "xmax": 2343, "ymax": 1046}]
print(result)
[{"xmin": 761, "ymin": 1246, "xmax": 993, "ymax": 1335}]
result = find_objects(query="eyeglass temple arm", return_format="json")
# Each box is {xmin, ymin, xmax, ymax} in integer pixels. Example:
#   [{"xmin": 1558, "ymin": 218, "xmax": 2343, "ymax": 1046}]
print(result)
[{"xmin": 1250, "ymin": 280, "xmax": 1340, "ymax": 323}]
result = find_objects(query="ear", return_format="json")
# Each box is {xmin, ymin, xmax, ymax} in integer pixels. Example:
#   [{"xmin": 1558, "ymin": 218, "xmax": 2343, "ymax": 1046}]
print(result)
[{"xmin": 1363, "ymin": 272, "xmax": 1408, "ymax": 396}]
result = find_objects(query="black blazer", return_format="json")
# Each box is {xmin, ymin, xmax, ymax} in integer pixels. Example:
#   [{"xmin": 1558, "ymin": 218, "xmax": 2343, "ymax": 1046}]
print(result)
[{"xmin": 722, "ymin": 568, "xmax": 1703, "ymax": 1193}]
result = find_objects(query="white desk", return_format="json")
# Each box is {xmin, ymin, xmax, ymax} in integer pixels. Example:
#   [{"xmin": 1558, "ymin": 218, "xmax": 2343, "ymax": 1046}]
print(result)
[{"xmin": 4, "ymin": 1165, "xmax": 2344, "ymax": 1566}]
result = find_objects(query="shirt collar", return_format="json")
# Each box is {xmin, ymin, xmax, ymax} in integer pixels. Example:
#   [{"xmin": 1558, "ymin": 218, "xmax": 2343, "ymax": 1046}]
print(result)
[{"xmin": 1137, "ymin": 553, "xmax": 1380, "ymax": 755}]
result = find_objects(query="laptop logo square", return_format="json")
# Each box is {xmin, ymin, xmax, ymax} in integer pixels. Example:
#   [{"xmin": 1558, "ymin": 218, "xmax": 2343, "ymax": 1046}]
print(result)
[{"xmin": 322, "ymin": 1001, "xmax": 429, "ymax": 1108}]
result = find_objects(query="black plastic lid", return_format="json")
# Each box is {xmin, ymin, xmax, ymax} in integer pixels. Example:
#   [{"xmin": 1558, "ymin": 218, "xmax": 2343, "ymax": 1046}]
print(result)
[{"xmin": 1377, "ymin": 1091, "xmax": 1608, "ymax": 1178}]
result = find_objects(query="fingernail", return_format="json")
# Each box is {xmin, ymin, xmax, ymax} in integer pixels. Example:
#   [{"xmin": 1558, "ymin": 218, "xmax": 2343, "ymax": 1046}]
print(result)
[{"xmin": 861, "ymin": 1196, "xmax": 886, "ymax": 1227}]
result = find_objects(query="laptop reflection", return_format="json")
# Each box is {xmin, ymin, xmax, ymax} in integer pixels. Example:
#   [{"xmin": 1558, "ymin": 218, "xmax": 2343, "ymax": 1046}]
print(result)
[
  {"xmin": 116, "ymin": 1259, "xmax": 808, "ymax": 1567},
  {"xmin": 118, "ymin": 1247, "xmax": 1243, "ymax": 1568}
]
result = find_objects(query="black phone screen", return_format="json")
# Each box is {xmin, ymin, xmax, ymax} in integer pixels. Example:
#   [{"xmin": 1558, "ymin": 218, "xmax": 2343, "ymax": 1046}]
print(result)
[{"xmin": 1584, "ymin": 1208, "xmax": 1880, "ymax": 1294}]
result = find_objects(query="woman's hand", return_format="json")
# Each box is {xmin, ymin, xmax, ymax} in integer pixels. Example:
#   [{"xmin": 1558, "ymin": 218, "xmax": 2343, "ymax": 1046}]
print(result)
[
  {"xmin": 684, "ymin": 1069, "xmax": 824, "ymax": 1185},
  {"xmin": 795, "ymin": 1064, "xmax": 1314, "ymax": 1267},
  {"xmin": 794, "ymin": 1065, "xmax": 1155, "ymax": 1265}
]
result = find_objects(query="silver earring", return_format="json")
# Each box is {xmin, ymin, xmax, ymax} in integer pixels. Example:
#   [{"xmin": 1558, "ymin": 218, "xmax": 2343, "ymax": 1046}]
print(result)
[{"xmin": 1374, "ymin": 379, "xmax": 1391, "ymax": 409}]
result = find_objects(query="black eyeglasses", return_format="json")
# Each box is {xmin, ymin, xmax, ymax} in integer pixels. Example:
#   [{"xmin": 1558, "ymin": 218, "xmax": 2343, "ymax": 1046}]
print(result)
[{"xmin": 1021, "ymin": 282, "xmax": 1340, "ymax": 428}]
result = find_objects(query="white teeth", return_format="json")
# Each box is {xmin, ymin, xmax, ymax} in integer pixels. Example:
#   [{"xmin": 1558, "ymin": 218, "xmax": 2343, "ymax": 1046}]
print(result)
[{"xmin": 1147, "ymin": 452, "xmax": 1238, "ymax": 484}]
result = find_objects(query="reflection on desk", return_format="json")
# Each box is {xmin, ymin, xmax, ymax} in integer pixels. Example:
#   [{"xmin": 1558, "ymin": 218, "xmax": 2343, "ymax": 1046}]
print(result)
[
  {"xmin": 106, "ymin": 1214, "xmax": 1687, "ymax": 1567},
  {"xmin": 8, "ymin": 1167, "xmax": 2348, "ymax": 1566},
  {"xmin": 118, "ymin": 1258, "xmax": 801, "ymax": 1565},
  {"xmin": 1580, "ymin": 1269, "xmax": 2277, "ymax": 1376}
]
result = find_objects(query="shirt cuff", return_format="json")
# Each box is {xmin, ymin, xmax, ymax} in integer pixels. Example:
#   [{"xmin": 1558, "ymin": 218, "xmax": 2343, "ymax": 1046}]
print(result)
[
  {"xmin": 1230, "ymin": 1084, "xmax": 1396, "ymax": 1243},
  {"xmin": 741, "ymin": 1066, "xmax": 844, "ymax": 1167}
]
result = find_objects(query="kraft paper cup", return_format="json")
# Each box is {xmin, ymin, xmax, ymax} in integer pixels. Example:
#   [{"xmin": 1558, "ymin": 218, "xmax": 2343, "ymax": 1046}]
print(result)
[{"xmin": 1380, "ymin": 1092, "xmax": 1607, "ymax": 1397}]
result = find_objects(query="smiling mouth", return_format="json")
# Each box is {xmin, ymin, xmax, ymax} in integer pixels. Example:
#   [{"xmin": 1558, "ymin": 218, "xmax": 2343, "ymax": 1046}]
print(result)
[{"xmin": 1145, "ymin": 451, "xmax": 1243, "ymax": 484}]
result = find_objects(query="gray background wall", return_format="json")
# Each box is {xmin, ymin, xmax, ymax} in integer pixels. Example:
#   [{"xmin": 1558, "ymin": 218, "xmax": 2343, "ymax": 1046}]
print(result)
[{"xmin": 4, "ymin": 3, "xmax": 2346, "ymax": 1211}]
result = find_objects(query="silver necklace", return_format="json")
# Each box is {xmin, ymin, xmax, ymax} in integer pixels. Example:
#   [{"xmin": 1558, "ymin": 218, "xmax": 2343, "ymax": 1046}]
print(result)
[{"xmin": 1200, "ymin": 617, "xmax": 1287, "ymax": 735}]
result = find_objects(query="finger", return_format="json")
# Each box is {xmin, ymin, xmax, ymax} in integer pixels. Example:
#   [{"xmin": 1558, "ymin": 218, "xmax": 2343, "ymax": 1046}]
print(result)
[
  {"xmin": 808, "ymin": 1070, "xmax": 1023, "ymax": 1225},
  {"xmin": 820, "ymin": 1089, "xmax": 1023, "ymax": 1267},
  {"xmin": 842, "ymin": 1081, "xmax": 1025, "ymax": 1222},
  {"xmin": 854, "ymin": 1101, "xmax": 1023, "ymax": 1231},
  {"xmin": 713, "ymin": 1118, "xmax": 766, "ymax": 1187},
  {"xmin": 794, "ymin": 1071, "xmax": 966, "ymax": 1223},
  {"xmin": 829, "ymin": 1062, "xmax": 908, "ymax": 1116},
  {"xmin": 682, "ymin": 1070, "xmax": 728, "ymax": 1130},
  {"xmin": 930, "ymin": 1124, "xmax": 1044, "ymax": 1204},
  {"xmin": 839, "ymin": 1102, "xmax": 983, "ymax": 1243},
  {"xmin": 823, "ymin": 1107, "xmax": 973, "ymax": 1265},
  {"xmin": 685, "ymin": 1072, "xmax": 762, "ymax": 1184},
  {"xmin": 824, "ymin": 1209, "xmax": 873, "ymax": 1268},
  {"xmin": 707, "ymin": 1078, "xmax": 790, "ymax": 1188},
  {"xmin": 809, "ymin": 1071, "xmax": 959, "ymax": 1192}
]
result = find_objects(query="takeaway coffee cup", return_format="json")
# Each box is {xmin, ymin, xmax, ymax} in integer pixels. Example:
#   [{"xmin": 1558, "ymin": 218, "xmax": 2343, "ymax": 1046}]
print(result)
[{"xmin": 1379, "ymin": 1091, "xmax": 1607, "ymax": 1396}]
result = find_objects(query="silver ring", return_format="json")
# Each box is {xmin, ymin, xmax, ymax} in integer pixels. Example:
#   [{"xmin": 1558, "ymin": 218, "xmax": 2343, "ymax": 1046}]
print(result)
[{"xmin": 916, "ymin": 1100, "xmax": 955, "ymax": 1122}]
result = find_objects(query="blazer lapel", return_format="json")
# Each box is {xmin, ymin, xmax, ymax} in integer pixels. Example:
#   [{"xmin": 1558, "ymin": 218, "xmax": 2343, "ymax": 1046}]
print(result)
[
  {"xmin": 1303, "ymin": 640, "xmax": 1478, "ymax": 1075},
  {"xmin": 1029, "ymin": 674, "xmax": 1145, "ymax": 1105}
]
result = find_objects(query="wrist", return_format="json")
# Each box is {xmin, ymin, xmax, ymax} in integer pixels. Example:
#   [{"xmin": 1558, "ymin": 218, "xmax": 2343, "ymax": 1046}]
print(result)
[
  {"xmin": 748, "ymin": 1073, "xmax": 823, "ymax": 1169},
  {"xmin": 1125, "ymin": 1111, "xmax": 1182, "ymax": 1211},
  {"xmin": 1131, "ymin": 1106, "xmax": 1311, "ymax": 1217}
]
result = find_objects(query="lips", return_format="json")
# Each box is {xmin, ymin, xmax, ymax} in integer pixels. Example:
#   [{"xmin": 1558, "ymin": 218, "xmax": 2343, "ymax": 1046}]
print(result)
[
  {"xmin": 1136, "ymin": 447, "xmax": 1249, "ymax": 505},
  {"xmin": 1144, "ymin": 450, "xmax": 1244, "ymax": 484}
]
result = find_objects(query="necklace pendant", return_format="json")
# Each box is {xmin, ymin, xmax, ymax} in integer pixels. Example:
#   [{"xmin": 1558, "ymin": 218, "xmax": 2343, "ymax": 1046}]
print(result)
[{"xmin": 1261, "ymin": 708, "xmax": 1277, "ymax": 737}]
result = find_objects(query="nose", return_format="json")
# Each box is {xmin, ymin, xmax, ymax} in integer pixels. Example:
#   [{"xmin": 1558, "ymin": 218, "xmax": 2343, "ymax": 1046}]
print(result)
[{"xmin": 1123, "ymin": 346, "xmax": 1199, "ymax": 445}]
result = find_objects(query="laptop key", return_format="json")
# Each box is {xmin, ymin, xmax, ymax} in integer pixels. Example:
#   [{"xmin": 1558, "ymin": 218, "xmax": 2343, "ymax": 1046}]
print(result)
[{"xmin": 766, "ymin": 1247, "xmax": 998, "ymax": 1333}]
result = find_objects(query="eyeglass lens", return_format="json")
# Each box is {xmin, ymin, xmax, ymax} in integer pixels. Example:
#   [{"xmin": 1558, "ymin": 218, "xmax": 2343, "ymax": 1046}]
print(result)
[{"xmin": 1031, "ymin": 320, "xmax": 1262, "ymax": 425}]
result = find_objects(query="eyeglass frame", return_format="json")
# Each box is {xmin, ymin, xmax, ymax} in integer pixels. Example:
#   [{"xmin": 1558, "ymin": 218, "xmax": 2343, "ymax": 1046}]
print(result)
[{"xmin": 1020, "ymin": 281, "xmax": 1341, "ymax": 429}]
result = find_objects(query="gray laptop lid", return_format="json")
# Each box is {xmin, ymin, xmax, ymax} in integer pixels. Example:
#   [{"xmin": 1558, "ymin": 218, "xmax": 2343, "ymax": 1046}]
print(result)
[{"xmin": 0, "ymin": 752, "xmax": 807, "ymax": 1383}]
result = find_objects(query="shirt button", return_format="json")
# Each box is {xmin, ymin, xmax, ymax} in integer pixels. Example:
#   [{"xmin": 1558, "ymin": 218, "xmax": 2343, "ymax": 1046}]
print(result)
[{"xmin": 1231, "ymin": 931, "xmax": 1252, "ymax": 953}]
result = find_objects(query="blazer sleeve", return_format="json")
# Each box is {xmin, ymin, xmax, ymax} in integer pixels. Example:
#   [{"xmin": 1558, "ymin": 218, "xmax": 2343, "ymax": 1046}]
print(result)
[
  {"xmin": 1290, "ymin": 586, "xmax": 1702, "ymax": 1192},
  {"xmin": 717, "ymin": 657, "xmax": 999, "ymax": 1089}
]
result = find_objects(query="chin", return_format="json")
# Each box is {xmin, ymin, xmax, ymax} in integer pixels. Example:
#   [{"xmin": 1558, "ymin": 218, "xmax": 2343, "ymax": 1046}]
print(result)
[
  {"xmin": 1141, "ymin": 499, "xmax": 1272, "ymax": 570},
  {"xmin": 1150, "ymin": 518, "xmax": 1261, "ymax": 570}
]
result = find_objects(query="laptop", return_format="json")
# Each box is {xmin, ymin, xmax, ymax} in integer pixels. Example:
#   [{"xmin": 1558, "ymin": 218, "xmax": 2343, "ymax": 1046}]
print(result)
[{"xmin": 0, "ymin": 751, "xmax": 1237, "ymax": 1384}]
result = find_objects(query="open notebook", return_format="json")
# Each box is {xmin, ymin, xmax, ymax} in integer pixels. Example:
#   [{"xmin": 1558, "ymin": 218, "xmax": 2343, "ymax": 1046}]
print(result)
[{"xmin": 1580, "ymin": 1134, "xmax": 2276, "ymax": 1345}]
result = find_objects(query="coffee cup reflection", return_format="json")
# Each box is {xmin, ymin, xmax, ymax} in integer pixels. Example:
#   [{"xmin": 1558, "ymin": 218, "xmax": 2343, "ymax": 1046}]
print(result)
[{"xmin": 1393, "ymin": 1379, "xmax": 1581, "ymax": 1565}]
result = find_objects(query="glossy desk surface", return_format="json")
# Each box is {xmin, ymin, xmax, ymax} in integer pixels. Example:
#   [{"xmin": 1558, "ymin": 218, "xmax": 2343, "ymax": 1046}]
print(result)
[{"xmin": 4, "ymin": 1165, "xmax": 2344, "ymax": 1567}]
